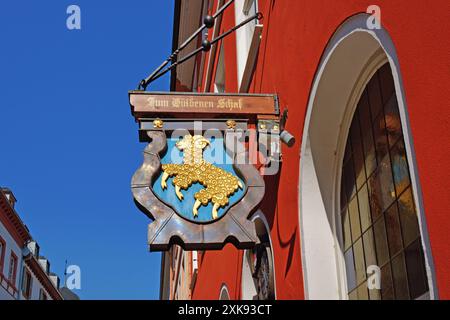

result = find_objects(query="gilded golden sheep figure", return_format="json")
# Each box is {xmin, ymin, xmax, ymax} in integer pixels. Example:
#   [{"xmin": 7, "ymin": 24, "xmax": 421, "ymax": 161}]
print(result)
[{"xmin": 161, "ymin": 135, "xmax": 243, "ymax": 220}]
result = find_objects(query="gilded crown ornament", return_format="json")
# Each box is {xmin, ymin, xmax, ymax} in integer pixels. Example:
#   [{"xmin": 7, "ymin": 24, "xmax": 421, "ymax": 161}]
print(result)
[
  {"xmin": 153, "ymin": 118, "xmax": 164, "ymax": 129},
  {"xmin": 226, "ymin": 120, "xmax": 237, "ymax": 129}
]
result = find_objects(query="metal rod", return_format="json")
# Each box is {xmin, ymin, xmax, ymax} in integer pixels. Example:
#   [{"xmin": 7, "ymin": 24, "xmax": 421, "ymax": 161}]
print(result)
[
  {"xmin": 148, "ymin": 47, "xmax": 205, "ymax": 84},
  {"xmin": 145, "ymin": 12, "xmax": 262, "ymax": 88},
  {"xmin": 140, "ymin": 58, "xmax": 171, "ymax": 89},
  {"xmin": 174, "ymin": 0, "xmax": 234, "ymax": 56},
  {"xmin": 139, "ymin": 0, "xmax": 236, "ymax": 90},
  {"xmin": 210, "ymin": 12, "xmax": 262, "ymax": 46},
  {"xmin": 212, "ymin": 0, "xmax": 234, "ymax": 19}
]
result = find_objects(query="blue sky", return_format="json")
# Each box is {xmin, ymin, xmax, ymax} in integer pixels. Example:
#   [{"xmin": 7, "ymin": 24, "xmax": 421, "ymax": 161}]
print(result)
[{"xmin": 0, "ymin": 1, "xmax": 174, "ymax": 299}]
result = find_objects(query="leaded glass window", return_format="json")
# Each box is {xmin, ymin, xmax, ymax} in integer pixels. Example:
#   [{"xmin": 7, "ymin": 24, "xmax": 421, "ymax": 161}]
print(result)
[{"xmin": 340, "ymin": 63, "xmax": 429, "ymax": 300}]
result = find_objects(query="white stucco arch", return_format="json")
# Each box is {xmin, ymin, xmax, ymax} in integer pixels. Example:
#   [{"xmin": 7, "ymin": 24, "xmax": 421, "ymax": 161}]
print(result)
[{"xmin": 298, "ymin": 13, "xmax": 437, "ymax": 300}]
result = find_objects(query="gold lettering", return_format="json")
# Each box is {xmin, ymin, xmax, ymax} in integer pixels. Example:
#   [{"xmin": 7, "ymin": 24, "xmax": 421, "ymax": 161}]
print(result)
[
  {"xmin": 147, "ymin": 96, "xmax": 247, "ymax": 111},
  {"xmin": 147, "ymin": 97, "xmax": 155, "ymax": 108},
  {"xmin": 218, "ymin": 99, "xmax": 225, "ymax": 109},
  {"xmin": 147, "ymin": 97, "xmax": 169, "ymax": 108}
]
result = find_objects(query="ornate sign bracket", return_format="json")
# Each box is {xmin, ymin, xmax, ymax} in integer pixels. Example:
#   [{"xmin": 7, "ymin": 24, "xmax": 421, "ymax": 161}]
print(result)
[{"xmin": 129, "ymin": 91, "xmax": 279, "ymax": 252}]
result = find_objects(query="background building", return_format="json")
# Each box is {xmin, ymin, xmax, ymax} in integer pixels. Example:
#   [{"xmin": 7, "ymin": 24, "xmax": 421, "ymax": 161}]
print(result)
[
  {"xmin": 0, "ymin": 188, "xmax": 64, "ymax": 300},
  {"xmin": 160, "ymin": 0, "xmax": 450, "ymax": 300},
  {"xmin": 160, "ymin": 248, "xmax": 198, "ymax": 300}
]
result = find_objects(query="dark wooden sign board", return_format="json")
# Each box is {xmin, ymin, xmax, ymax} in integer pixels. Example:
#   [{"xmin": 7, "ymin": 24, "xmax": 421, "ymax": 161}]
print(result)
[{"xmin": 129, "ymin": 91, "xmax": 279, "ymax": 119}]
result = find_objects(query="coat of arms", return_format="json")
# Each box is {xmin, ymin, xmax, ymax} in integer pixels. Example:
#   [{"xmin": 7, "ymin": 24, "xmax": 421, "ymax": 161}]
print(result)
[
  {"xmin": 129, "ymin": 91, "xmax": 279, "ymax": 251},
  {"xmin": 160, "ymin": 135, "xmax": 243, "ymax": 220}
]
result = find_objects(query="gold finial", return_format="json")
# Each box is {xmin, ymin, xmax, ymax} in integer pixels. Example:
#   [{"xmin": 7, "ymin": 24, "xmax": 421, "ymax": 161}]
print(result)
[
  {"xmin": 226, "ymin": 120, "xmax": 237, "ymax": 130},
  {"xmin": 153, "ymin": 118, "xmax": 164, "ymax": 129}
]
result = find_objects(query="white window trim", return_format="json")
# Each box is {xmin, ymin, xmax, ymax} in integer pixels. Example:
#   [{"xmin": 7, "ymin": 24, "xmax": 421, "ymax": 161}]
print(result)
[
  {"xmin": 234, "ymin": 0, "xmax": 260, "ymax": 89},
  {"xmin": 214, "ymin": 42, "xmax": 226, "ymax": 93},
  {"xmin": 243, "ymin": 0, "xmax": 255, "ymax": 15},
  {"xmin": 239, "ymin": 24, "xmax": 263, "ymax": 93}
]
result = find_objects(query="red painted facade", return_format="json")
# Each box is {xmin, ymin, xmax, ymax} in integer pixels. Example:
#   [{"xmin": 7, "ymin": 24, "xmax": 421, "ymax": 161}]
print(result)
[{"xmin": 171, "ymin": 0, "xmax": 450, "ymax": 300}]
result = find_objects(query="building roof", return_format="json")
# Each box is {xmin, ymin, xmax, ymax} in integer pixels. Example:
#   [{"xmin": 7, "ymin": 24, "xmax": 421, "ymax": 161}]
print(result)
[
  {"xmin": 23, "ymin": 253, "xmax": 63, "ymax": 300},
  {"xmin": 59, "ymin": 287, "xmax": 80, "ymax": 300},
  {"xmin": 1, "ymin": 188, "xmax": 66, "ymax": 300},
  {"xmin": 0, "ymin": 188, "xmax": 32, "ymax": 246}
]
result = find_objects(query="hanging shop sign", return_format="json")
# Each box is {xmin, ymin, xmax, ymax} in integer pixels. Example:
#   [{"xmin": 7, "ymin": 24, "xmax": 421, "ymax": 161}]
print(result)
[{"xmin": 129, "ymin": 91, "xmax": 281, "ymax": 252}]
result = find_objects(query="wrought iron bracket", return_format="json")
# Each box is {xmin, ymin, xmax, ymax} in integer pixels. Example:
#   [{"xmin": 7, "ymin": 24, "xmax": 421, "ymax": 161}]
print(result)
[{"xmin": 138, "ymin": 1, "xmax": 263, "ymax": 90}]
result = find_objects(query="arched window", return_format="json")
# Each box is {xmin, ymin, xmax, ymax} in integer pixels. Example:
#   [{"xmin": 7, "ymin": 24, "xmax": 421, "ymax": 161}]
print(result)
[
  {"xmin": 241, "ymin": 213, "xmax": 275, "ymax": 300},
  {"xmin": 341, "ymin": 63, "xmax": 429, "ymax": 300},
  {"xmin": 219, "ymin": 284, "xmax": 230, "ymax": 300}
]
